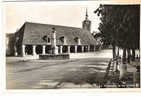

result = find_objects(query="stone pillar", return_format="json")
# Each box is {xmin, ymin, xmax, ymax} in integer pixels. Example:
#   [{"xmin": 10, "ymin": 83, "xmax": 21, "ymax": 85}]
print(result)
[
  {"xmin": 54, "ymin": 46, "xmax": 58, "ymax": 54},
  {"xmin": 42, "ymin": 45, "xmax": 46, "ymax": 55},
  {"xmin": 14, "ymin": 52, "xmax": 18, "ymax": 56},
  {"xmin": 81, "ymin": 46, "xmax": 84, "ymax": 52},
  {"xmin": 52, "ymin": 31, "xmax": 56, "ymax": 47},
  {"xmin": 87, "ymin": 45, "xmax": 90, "ymax": 52},
  {"xmin": 33, "ymin": 45, "xmax": 36, "ymax": 55},
  {"xmin": 60, "ymin": 46, "xmax": 63, "ymax": 54},
  {"xmin": 51, "ymin": 28, "xmax": 58, "ymax": 54},
  {"xmin": 68, "ymin": 46, "xmax": 70, "ymax": 53},
  {"xmin": 75, "ymin": 45, "xmax": 77, "ymax": 53},
  {"xmin": 14, "ymin": 45, "xmax": 18, "ymax": 56},
  {"xmin": 22, "ymin": 45, "xmax": 25, "ymax": 56}
]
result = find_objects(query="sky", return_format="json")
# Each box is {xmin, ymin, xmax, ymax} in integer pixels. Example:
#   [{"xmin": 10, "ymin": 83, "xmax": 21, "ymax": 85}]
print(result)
[
  {"xmin": 3, "ymin": 1, "xmax": 107, "ymax": 33},
  {"xmin": 3, "ymin": 0, "xmax": 140, "ymax": 34}
]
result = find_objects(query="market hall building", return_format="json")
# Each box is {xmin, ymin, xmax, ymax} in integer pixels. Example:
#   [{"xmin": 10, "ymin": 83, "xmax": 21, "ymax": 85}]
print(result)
[{"xmin": 7, "ymin": 10, "xmax": 97, "ymax": 57}]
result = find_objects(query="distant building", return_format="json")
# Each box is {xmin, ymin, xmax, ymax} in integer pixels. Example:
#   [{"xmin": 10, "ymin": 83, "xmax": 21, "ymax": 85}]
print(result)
[
  {"xmin": 6, "ymin": 33, "xmax": 15, "ymax": 56},
  {"xmin": 6, "ymin": 9, "xmax": 97, "ymax": 56}
]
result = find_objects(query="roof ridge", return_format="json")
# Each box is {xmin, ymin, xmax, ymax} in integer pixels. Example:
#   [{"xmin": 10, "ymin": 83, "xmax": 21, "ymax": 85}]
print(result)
[{"xmin": 24, "ymin": 21, "xmax": 84, "ymax": 30}]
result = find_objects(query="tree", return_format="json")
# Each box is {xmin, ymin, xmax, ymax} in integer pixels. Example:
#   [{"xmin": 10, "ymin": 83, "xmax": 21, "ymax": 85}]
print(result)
[{"xmin": 94, "ymin": 5, "xmax": 140, "ymax": 62}]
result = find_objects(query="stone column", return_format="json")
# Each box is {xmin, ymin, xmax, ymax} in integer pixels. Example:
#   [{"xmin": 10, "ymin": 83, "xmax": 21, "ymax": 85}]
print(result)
[
  {"xmin": 14, "ymin": 45, "xmax": 18, "ymax": 56},
  {"xmin": 68, "ymin": 46, "xmax": 70, "ymax": 53},
  {"xmin": 42, "ymin": 45, "xmax": 46, "ymax": 55},
  {"xmin": 81, "ymin": 46, "xmax": 84, "ymax": 52},
  {"xmin": 51, "ymin": 28, "xmax": 58, "ymax": 54},
  {"xmin": 75, "ymin": 45, "xmax": 77, "ymax": 53},
  {"xmin": 22, "ymin": 45, "xmax": 25, "ymax": 56},
  {"xmin": 87, "ymin": 45, "xmax": 90, "ymax": 52},
  {"xmin": 60, "ymin": 46, "xmax": 63, "ymax": 54},
  {"xmin": 33, "ymin": 45, "xmax": 36, "ymax": 55}
]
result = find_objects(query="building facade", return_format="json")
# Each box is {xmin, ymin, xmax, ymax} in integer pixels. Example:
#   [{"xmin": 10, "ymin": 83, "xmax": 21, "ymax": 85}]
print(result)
[
  {"xmin": 7, "ymin": 10, "xmax": 97, "ymax": 57},
  {"xmin": 6, "ymin": 33, "xmax": 15, "ymax": 56}
]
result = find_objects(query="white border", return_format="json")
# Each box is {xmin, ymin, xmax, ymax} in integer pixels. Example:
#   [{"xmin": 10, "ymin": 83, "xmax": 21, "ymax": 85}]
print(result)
[{"xmin": 0, "ymin": 1, "xmax": 141, "ymax": 98}]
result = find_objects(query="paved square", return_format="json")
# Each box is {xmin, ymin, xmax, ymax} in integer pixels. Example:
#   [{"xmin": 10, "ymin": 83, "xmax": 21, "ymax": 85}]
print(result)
[{"xmin": 6, "ymin": 57, "xmax": 110, "ymax": 89}]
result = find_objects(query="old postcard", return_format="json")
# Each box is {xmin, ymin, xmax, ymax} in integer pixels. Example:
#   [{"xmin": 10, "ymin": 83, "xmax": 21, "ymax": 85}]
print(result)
[{"xmin": 2, "ymin": 0, "xmax": 141, "ymax": 91}]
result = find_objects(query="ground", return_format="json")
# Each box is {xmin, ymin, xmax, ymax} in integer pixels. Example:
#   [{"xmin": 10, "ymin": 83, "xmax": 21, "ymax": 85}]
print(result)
[{"xmin": 6, "ymin": 49, "xmax": 139, "ymax": 89}]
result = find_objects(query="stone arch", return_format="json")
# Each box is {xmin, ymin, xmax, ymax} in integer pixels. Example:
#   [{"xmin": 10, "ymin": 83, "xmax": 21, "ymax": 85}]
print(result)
[
  {"xmin": 36, "ymin": 45, "xmax": 42, "ymax": 54},
  {"xmin": 62, "ymin": 46, "xmax": 67, "ymax": 53},
  {"xmin": 25, "ymin": 45, "xmax": 33, "ymax": 55},
  {"xmin": 46, "ymin": 45, "xmax": 52, "ymax": 54},
  {"xmin": 84, "ymin": 46, "xmax": 88, "ymax": 52},
  {"xmin": 90, "ymin": 45, "xmax": 95, "ymax": 52},
  {"xmin": 70, "ymin": 46, "xmax": 75, "ymax": 53},
  {"xmin": 77, "ymin": 46, "xmax": 82, "ymax": 53}
]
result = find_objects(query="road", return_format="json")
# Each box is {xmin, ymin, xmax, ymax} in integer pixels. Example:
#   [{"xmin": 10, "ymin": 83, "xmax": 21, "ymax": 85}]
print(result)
[{"xmin": 6, "ymin": 49, "xmax": 138, "ymax": 89}]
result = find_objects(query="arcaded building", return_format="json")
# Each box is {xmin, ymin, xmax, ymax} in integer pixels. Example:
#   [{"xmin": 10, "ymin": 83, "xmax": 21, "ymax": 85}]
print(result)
[{"xmin": 13, "ymin": 10, "xmax": 97, "ymax": 56}]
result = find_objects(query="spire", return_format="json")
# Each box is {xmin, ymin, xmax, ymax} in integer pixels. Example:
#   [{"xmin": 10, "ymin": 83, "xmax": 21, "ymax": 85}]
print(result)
[
  {"xmin": 82, "ymin": 8, "xmax": 91, "ymax": 32},
  {"xmin": 85, "ymin": 8, "xmax": 88, "ymax": 20}
]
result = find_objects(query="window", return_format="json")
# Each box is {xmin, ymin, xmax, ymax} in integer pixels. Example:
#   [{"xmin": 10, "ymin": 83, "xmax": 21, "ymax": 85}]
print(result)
[
  {"xmin": 60, "ymin": 36, "xmax": 66, "ymax": 45},
  {"xmin": 48, "ymin": 38, "xmax": 50, "ymax": 43},
  {"xmin": 42, "ymin": 36, "xmax": 47, "ymax": 42},
  {"xmin": 74, "ymin": 37, "xmax": 81, "ymax": 45},
  {"xmin": 42, "ymin": 35, "xmax": 51, "ymax": 43}
]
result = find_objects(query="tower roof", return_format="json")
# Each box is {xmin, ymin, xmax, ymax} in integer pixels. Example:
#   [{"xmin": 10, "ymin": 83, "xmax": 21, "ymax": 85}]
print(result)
[
  {"xmin": 83, "ymin": 8, "xmax": 91, "ymax": 23},
  {"xmin": 85, "ymin": 8, "xmax": 88, "ymax": 20},
  {"xmin": 85, "ymin": 8, "xmax": 89, "ymax": 20}
]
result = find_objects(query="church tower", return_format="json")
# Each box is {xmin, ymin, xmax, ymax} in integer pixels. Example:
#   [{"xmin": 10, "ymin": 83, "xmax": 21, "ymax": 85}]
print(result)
[{"xmin": 82, "ymin": 9, "xmax": 91, "ymax": 32}]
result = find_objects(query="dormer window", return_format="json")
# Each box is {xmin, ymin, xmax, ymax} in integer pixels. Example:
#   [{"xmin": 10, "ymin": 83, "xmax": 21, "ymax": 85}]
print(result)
[
  {"xmin": 42, "ymin": 35, "xmax": 51, "ymax": 43},
  {"xmin": 75, "ymin": 37, "xmax": 81, "ymax": 45},
  {"xmin": 48, "ymin": 38, "xmax": 50, "ymax": 43},
  {"xmin": 60, "ymin": 36, "xmax": 66, "ymax": 45}
]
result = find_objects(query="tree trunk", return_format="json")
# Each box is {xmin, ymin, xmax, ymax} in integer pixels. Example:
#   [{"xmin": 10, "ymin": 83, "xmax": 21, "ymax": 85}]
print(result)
[
  {"xmin": 127, "ymin": 48, "xmax": 131, "ymax": 63},
  {"xmin": 115, "ymin": 47, "xmax": 120, "ymax": 72},
  {"xmin": 117, "ymin": 47, "xmax": 120, "ymax": 57},
  {"xmin": 132, "ymin": 48, "xmax": 135, "ymax": 61},
  {"xmin": 122, "ymin": 48, "xmax": 126, "ymax": 63},
  {"xmin": 112, "ymin": 42, "xmax": 116, "ymax": 59}
]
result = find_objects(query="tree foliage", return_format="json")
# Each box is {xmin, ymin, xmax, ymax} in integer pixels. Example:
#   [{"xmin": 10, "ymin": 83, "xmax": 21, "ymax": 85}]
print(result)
[
  {"xmin": 94, "ymin": 5, "xmax": 140, "ymax": 60},
  {"xmin": 95, "ymin": 5, "xmax": 139, "ymax": 49}
]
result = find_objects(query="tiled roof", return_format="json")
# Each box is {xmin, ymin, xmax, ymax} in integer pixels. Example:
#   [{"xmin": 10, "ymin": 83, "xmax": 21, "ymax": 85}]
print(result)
[{"xmin": 19, "ymin": 22, "xmax": 97, "ymax": 45}]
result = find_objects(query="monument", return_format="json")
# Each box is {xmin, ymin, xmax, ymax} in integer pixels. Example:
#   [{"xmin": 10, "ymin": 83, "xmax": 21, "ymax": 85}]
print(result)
[
  {"xmin": 39, "ymin": 27, "xmax": 69, "ymax": 60},
  {"xmin": 51, "ymin": 27, "xmax": 58, "ymax": 55}
]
